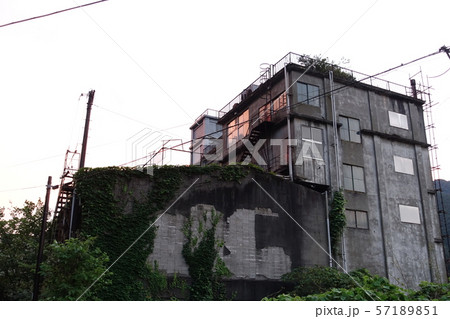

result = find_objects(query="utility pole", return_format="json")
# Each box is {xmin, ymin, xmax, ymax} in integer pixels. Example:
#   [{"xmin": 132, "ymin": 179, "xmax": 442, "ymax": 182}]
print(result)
[
  {"xmin": 32, "ymin": 176, "xmax": 53, "ymax": 301},
  {"xmin": 79, "ymin": 90, "xmax": 95, "ymax": 169}
]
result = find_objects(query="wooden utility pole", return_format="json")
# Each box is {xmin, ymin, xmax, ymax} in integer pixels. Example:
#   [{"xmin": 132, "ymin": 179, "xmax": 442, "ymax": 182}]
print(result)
[
  {"xmin": 32, "ymin": 176, "xmax": 53, "ymax": 301},
  {"xmin": 79, "ymin": 90, "xmax": 95, "ymax": 169}
]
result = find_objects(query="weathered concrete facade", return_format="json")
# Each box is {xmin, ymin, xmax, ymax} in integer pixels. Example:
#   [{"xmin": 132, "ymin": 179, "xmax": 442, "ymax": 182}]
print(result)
[
  {"xmin": 146, "ymin": 171, "xmax": 329, "ymax": 300},
  {"xmin": 191, "ymin": 53, "xmax": 447, "ymax": 289}
]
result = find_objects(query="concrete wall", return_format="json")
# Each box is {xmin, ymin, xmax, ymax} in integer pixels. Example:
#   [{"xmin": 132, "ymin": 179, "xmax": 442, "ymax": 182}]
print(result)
[
  {"xmin": 285, "ymin": 69, "xmax": 446, "ymax": 288},
  {"xmin": 146, "ymin": 171, "xmax": 329, "ymax": 299}
]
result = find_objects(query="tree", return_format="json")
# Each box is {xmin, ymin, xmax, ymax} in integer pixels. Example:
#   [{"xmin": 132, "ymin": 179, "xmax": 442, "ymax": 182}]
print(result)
[
  {"xmin": 39, "ymin": 237, "xmax": 111, "ymax": 300},
  {"xmin": 0, "ymin": 201, "xmax": 44, "ymax": 300}
]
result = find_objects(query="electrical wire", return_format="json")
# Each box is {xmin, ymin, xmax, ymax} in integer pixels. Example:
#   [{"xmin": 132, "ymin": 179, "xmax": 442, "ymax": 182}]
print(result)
[
  {"xmin": 0, "ymin": 185, "xmax": 44, "ymax": 193},
  {"xmin": 429, "ymin": 67, "xmax": 450, "ymax": 79},
  {"xmin": 180, "ymin": 47, "xmax": 450, "ymax": 154},
  {"xmin": 73, "ymin": 1, "xmax": 197, "ymax": 125},
  {"xmin": 0, "ymin": 0, "xmax": 109, "ymax": 28},
  {"xmin": 94, "ymin": 104, "xmax": 189, "ymax": 137},
  {"xmin": 287, "ymin": 0, "xmax": 379, "ymax": 93}
]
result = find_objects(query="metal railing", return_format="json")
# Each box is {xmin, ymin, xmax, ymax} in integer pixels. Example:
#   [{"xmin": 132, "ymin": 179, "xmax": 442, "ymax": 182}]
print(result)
[
  {"xmin": 194, "ymin": 108, "xmax": 226, "ymax": 124},
  {"xmin": 215, "ymin": 52, "xmax": 413, "ymax": 120}
]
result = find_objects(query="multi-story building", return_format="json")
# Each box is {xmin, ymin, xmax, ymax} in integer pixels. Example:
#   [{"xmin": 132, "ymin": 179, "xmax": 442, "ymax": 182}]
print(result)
[{"xmin": 191, "ymin": 52, "xmax": 448, "ymax": 288}]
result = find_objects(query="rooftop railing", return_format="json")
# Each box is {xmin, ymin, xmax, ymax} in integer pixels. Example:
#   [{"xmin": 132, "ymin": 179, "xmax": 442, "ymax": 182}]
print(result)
[{"xmin": 216, "ymin": 52, "xmax": 413, "ymax": 119}]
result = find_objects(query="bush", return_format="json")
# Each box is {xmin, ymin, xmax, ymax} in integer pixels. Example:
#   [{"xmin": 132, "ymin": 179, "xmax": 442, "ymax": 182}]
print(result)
[
  {"xmin": 281, "ymin": 266, "xmax": 356, "ymax": 296},
  {"xmin": 40, "ymin": 237, "xmax": 111, "ymax": 300}
]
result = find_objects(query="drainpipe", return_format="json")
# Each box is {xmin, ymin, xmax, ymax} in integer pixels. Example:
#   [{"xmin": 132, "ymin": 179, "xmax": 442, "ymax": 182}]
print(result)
[
  {"xmin": 330, "ymin": 71, "xmax": 341, "ymax": 188},
  {"xmin": 284, "ymin": 63, "xmax": 294, "ymax": 182},
  {"xmin": 325, "ymin": 190, "xmax": 333, "ymax": 267}
]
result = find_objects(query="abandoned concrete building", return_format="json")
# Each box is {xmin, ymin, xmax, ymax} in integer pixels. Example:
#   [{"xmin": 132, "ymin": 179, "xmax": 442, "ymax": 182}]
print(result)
[{"xmin": 188, "ymin": 52, "xmax": 448, "ymax": 289}]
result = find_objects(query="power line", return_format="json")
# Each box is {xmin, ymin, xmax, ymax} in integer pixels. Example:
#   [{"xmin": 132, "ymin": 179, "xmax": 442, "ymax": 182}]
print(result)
[
  {"xmin": 429, "ymin": 67, "xmax": 450, "ymax": 79},
  {"xmin": 0, "ymin": 0, "xmax": 109, "ymax": 29},
  {"xmin": 75, "ymin": 3, "xmax": 197, "ymax": 124},
  {"xmin": 0, "ymin": 185, "xmax": 44, "ymax": 193}
]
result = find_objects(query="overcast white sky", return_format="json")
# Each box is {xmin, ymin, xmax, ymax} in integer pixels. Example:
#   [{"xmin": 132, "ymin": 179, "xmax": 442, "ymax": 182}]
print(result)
[{"xmin": 1, "ymin": 0, "xmax": 449, "ymax": 210}]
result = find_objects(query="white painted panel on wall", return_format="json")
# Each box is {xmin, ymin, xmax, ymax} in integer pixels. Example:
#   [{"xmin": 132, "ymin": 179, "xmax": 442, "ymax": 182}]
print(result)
[
  {"xmin": 388, "ymin": 111, "xmax": 408, "ymax": 130},
  {"xmin": 399, "ymin": 204, "xmax": 421, "ymax": 224},
  {"xmin": 394, "ymin": 156, "xmax": 414, "ymax": 175}
]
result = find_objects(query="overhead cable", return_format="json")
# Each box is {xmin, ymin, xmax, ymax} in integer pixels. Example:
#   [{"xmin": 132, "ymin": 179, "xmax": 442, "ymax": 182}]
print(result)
[{"xmin": 0, "ymin": 0, "xmax": 109, "ymax": 29}]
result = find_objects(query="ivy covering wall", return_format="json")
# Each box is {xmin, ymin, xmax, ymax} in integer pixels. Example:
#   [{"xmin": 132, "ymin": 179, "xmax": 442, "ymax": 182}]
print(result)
[{"xmin": 74, "ymin": 164, "xmax": 252, "ymax": 300}]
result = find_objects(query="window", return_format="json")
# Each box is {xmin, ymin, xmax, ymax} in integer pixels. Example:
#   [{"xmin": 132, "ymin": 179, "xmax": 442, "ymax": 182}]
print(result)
[
  {"xmin": 227, "ymin": 109, "xmax": 249, "ymax": 147},
  {"xmin": 343, "ymin": 164, "xmax": 365, "ymax": 192},
  {"xmin": 399, "ymin": 205, "xmax": 421, "ymax": 224},
  {"xmin": 297, "ymin": 82, "xmax": 320, "ymax": 107},
  {"xmin": 388, "ymin": 111, "xmax": 408, "ymax": 130},
  {"xmin": 238, "ymin": 110, "xmax": 249, "ymax": 140},
  {"xmin": 273, "ymin": 92, "xmax": 287, "ymax": 113},
  {"xmin": 394, "ymin": 156, "xmax": 414, "ymax": 175},
  {"xmin": 301, "ymin": 126, "xmax": 323, "ymax": 160},
  {"xmin": 227, "ymin": 119, "xmax": 238, "ymax": 147},
  {"xmin": 339, "ymin": 116, "xmax": 361, "ymax": 143},
  {"xmin": 259, "ymin": 103, "xmax": 271, "ymax": 122},
  {"xmin": 345, "ymin": 210, "xmax": 369, "ymax": 229}
]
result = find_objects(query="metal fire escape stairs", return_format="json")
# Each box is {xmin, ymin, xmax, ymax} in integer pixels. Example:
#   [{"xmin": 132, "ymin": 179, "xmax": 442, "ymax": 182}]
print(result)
[{"xmin": 51, "ymin": 150, "xmax": 79, "ymax": 241}]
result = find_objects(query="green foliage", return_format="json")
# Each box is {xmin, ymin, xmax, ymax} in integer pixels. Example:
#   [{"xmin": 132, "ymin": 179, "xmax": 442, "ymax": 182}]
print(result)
[
  {"xmin": 182, "ymin": 210, "xmax": 231, "ymax": 300},
  {"xmin": 298, "ymin": 55, "xmax": 356, "ymax": 81},
  {"xmin": 410, "ymin": 281, "xmax": 450, "ymax": 301},
  {"xmin": 142, "ymin": 261, "xmax": 168, "ymax": 300},
  {"xmin": 74, "ymin": 165, "xmax": 251, "ymax": 300},
  {"xmin": 0, "ymin": 201, "xmax": 45, "ymax": 300},
  {"xmin": 268, "ymin": 267, "xmax": 450, "ymax": 301},
  {"xmin": 218, "ymin": 165, "xmax": 248, "ymax": 182},
  {"xmin": 281, "ymin": 265, "xmax": 355, "ymax": 297},
  {"xmin": 262, "ymin": 293, "xmax": 302, "ymax": 301},
  {"xmin": 329, "ymin": 190, "xmax": 346, "ymax": 255},
  {"xmin": 40, "ymin": 237, "xmax": 111, "ymax": 300},
  {"xmin": 300, "ymin": 272, "xmax": 411, "ymax": 301},
  {"xmin": 75, "ymin": 167, "xmax": 160, "ymax": 300}
]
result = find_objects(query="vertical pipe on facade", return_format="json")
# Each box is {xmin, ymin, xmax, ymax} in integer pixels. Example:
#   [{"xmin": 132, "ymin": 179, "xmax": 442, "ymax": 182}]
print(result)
[
  {"xmin": 410, "ymin": 104, "xmax": 436, "ymax": 282},
  {"xmin": 330, "ymin": 71, "xmax": 341, "ymax": 188},
  {"xmin": 284, "ymin": 64, "xmax": 294, "ymax": 182},
  {"xmin": 325, "ymin": 191, "xmax": 333, "ymax": 267},
  {"xmin": 367, "ymin": 91, "xmax": 390, "ymax": 279},
  {"xmin": 330, "ymin": 71, "xmax": 346, "ymax": 270}
]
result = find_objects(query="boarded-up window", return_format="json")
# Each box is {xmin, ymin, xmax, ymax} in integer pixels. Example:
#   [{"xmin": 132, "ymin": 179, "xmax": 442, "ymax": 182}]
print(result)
[
  {"xmin": 345, "ymin": 210, "xmax": 369, "ymax": 229},
  {"xmin": 301, "ymin": 126, "xmax": 323, "ymax": 160},
  {"xmin": 394, "ymin": 156, "xmax": 414, "ymax": 175},
  {"xmin": 399, "ymin": 205, "xmax": 421, "ymax": 224},
  {"xmin": 388, "ymin": 111, "xmax": 408, "ymax": 130}
]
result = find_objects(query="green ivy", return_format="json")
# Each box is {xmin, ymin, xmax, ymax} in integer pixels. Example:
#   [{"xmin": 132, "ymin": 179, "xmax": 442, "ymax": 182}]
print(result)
[
  {"xmin": 74, "ymin": 165, "xmax": 252, "ymax": 300},
  {"xmin": 281, "ymin": 265, "xmax": 355, "ymax": 297},
  {"xmin": 329, "ymin": 190, "xmax": 347, "ymax": 256},
  {"xmin": 75, "ymin": 167, "xmax": 159, "ymax": 300},
  {"xmin": 182, "ymin": 210, "xmax": 231, "ymax": 300}
]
